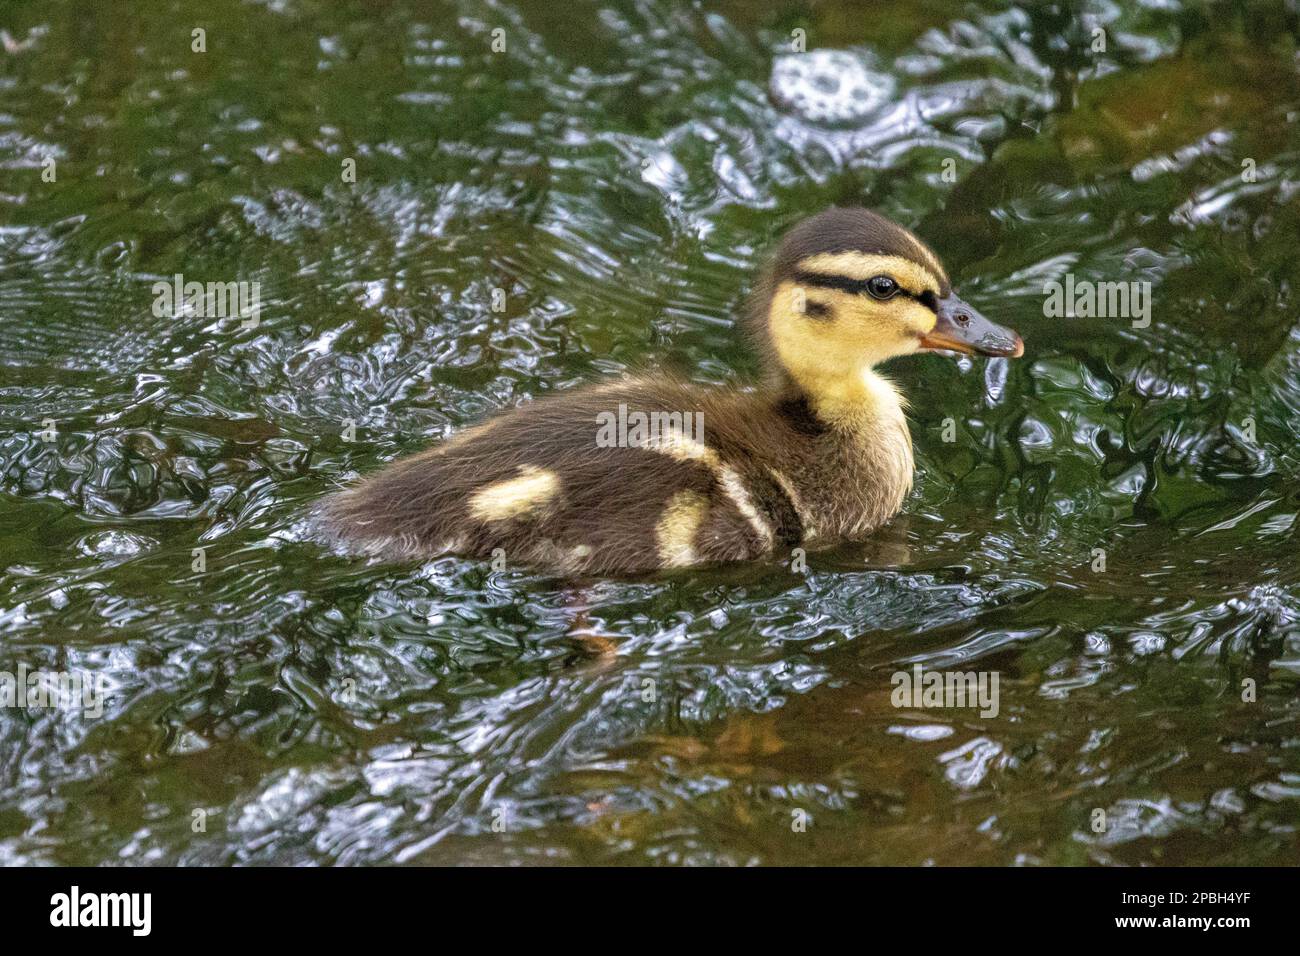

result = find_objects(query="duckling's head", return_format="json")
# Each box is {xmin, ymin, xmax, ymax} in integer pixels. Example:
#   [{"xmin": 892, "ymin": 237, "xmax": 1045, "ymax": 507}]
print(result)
[{"xmin": 747, "ymin": 207, "xmax": 1022, "ymax": 412}]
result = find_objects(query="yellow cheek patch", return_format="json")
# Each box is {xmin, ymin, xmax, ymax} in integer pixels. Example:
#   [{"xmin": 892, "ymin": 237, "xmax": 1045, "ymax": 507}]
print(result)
[
  {"xmin": 796, "ymin": 252, "xmax": 944, "ymax": 298},
  {"xmin": 656, "ymin": 490, "xmax": 709, "ymax": 567},
  {"xmin": 844, "ymin": 293, "xmax": 937, "ymax": 337},
  {"xmin": 772, "ymin": 281, "xmax": 914, "ymax": 363},
  {"xmin": 468, "ymin": 465, "xmax": 561, "ymax": 522}
]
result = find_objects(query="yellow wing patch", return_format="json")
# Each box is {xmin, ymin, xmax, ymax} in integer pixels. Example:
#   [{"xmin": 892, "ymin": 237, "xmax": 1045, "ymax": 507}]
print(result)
[
  {"xmin": 646, "ymin": 428, "xmax": 774, "ymax": 551},
  {"xmin": 656, "ymin": 489, "xmax": 709, "ymax": 567},
  {"xmin": 468, "ymin": 465, "xmax": 561, "ymax": 522}
]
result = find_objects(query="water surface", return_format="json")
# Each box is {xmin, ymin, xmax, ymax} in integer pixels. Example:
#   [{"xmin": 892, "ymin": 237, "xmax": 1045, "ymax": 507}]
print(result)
[{"xmin": 2, "ymin": 0, "xmax": 1299, "ymax": 865}]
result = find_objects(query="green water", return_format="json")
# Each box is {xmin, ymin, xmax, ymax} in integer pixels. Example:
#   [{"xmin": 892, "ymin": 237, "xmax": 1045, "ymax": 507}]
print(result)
[{"xmin": 2, "ymin": 0, "xmax": 1299, "ymax": 865}]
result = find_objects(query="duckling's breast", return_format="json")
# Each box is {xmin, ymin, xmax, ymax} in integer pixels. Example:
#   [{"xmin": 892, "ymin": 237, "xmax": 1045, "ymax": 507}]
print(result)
[{"xmin": 782, "ymin": 416, "xmax": 913, "ymax": 545}]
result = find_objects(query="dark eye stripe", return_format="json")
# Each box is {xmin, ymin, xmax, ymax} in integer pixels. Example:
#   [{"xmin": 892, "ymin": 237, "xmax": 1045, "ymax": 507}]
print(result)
[
  {"xmin": 791, "ymin": 270, "xmax": 938, "ymax": 312},
  {"xmin": 791, "ymin": 270, "xmax": 874, "ymax": 296}
]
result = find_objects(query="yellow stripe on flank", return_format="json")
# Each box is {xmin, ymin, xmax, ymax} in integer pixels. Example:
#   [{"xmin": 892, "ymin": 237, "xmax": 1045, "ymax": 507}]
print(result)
[
  {"xmin": 766, "ymin": 466, "xmax": 815, "ymax": 542},
  {"xmin": 647, "ymin": 429, "xmax": 775, "ymax": 551},
  {"xmin": 656, "ymin": 490, "xmax": 709, "ymax": 567},
  {"xmin": 715, "ymin": 465, "xmax": 773, "ymax": 549},
  {"xmin": 648, "ymin": 426, "xmax": 712, "ymax": 464},
  {"xmin": 468, "ymin": 465, "xmax": 560, "ymax": 522},
  {"xmin": 796, "ymin": 252, "xmax": 943, "ymax": 298}
]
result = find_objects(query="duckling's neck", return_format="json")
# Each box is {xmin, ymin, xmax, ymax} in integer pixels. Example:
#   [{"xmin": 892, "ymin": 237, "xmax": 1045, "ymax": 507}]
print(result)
[{"xmin": 778, "ymin": 364, "xmax": 909, "ymax": 436}]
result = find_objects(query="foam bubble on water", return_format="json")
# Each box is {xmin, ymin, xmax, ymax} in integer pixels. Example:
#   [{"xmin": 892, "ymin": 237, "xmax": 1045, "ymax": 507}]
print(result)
[
  {"xmin": 77, "ymin": 530, "xmax": 156, "ymax": 561},
  {"xmin": 769, "ymin": 50, "xmax": 895, "ymax": 127}
]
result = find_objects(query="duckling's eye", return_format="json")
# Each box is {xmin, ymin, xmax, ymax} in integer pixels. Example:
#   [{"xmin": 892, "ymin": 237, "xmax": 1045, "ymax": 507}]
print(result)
[{"xmin": 867, "ymin": 275, "xmax": 899, "ymax": 300}]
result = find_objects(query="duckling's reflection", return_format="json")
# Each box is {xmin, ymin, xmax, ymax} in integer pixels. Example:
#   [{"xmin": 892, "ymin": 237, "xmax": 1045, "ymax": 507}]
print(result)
[
  {"xmin": 556, "ymin": 514, "xmax": 914, "ymax": 671},
  {"xmin": 858, "ymin": 514, "xmax": 915, "ymax": 569}
]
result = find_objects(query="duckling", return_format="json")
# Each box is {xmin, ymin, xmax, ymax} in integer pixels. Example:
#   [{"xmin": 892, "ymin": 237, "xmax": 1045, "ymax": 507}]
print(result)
[{"xmin": 320, "ymin": 207, "xmax": 1023, "ymax": 575}]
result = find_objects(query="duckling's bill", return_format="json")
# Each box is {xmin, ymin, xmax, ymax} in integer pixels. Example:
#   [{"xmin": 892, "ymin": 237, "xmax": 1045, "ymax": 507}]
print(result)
[{"xmin": 919, "ymin": 292, "xmax": 1024, "ymax": 358}]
